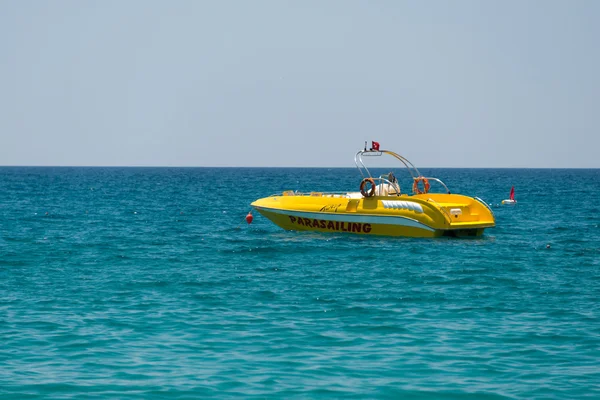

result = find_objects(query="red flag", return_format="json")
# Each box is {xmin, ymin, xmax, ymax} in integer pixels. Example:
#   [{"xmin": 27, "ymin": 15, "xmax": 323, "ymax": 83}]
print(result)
[{"xmin": 372, "ymin": 141, "xmax": 380, "ymax": 151}]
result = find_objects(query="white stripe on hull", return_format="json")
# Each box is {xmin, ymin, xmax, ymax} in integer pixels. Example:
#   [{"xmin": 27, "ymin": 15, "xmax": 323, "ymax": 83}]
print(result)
[{"xmin": 254, "ymin": 206, "xmax": 435, "ymax": 232}]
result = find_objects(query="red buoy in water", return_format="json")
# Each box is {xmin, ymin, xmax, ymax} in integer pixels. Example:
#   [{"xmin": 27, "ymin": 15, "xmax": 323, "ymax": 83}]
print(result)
[{"xmin": 245, "ymin": 212, "xmax": 253, "ymax": 224}]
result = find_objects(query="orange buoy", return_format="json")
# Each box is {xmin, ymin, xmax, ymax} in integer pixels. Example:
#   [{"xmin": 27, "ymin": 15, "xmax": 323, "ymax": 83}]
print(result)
[{"xmin": 245, "ymin": 212, "xmax": 253, "ymax": 224}]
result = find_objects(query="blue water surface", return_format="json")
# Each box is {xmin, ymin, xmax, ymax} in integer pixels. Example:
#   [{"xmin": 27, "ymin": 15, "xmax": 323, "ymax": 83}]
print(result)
[{"xmin": 0, "ymin": 167, "xmax": 599, "ymax": 399}]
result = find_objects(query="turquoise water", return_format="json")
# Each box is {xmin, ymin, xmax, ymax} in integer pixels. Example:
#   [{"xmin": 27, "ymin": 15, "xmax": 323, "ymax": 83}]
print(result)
[{"xmin": 1, "ymin": 167, "xmax": 599, "ymax": 399}]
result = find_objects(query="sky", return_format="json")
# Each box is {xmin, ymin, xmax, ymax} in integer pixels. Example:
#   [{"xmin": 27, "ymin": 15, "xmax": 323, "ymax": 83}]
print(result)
[{"xmin": 1, "ymin": 0, "xmax": 598, "ymax": 168}]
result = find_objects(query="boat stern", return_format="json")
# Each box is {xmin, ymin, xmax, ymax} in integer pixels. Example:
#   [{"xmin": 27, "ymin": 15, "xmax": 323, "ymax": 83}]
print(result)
[{"xmin": 418, "ymin": 194, "xmax": 495, "ymax": 237}]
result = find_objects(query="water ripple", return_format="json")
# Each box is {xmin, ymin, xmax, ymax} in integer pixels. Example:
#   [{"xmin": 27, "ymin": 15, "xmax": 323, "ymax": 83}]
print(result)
[{"xmin": 0, "ymin": 167, "xmax": 599, "ymax": 398}]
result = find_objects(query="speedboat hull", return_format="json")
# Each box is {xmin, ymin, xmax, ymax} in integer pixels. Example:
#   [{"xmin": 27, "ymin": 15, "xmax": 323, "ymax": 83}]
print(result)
[{"xmin": 252, "ymin": 192, "xmax": 495, "ymax": 238}]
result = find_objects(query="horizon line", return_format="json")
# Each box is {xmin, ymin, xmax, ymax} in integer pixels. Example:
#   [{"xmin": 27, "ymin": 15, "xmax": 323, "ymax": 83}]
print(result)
[{"xmin": 0, "ymin": 165, "xmax": 598, "ymax": 170}]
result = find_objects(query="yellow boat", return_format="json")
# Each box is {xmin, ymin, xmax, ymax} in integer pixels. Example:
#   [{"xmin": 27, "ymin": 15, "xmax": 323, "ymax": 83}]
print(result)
[{"xmin": 251, "ymin": 144, "xmax": 495, "ymax": 238}]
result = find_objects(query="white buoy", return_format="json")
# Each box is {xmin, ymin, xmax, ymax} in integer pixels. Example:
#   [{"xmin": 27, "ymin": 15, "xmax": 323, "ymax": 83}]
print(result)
[{"xmin": 502, "ymin": 186, "xmax": 517, "ymax": 205}]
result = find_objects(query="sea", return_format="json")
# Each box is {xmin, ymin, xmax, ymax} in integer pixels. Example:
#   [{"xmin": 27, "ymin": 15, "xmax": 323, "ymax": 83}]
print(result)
[{"xmin": 0, "ymin": 167, "xmax": 598, "ymax": 399}]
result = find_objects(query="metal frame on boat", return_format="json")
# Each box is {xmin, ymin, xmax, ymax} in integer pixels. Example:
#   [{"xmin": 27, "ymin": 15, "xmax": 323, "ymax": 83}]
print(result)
[{"xmin": 354, "ymin": 147, "xmax": 451, "ymax": 196}]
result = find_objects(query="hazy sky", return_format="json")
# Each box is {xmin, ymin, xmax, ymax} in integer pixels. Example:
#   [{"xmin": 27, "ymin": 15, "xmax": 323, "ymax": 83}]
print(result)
[{"xmin": 1, "ymin": 1, "xmax": 598, "ymax": 167}]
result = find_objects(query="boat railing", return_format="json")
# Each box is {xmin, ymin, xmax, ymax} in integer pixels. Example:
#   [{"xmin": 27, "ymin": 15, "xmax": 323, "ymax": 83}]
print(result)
[
  {"xmin": 475, "ymin": 197, "xmax": 495, "ymax": 218},
  {"xmin": 426, "ymin": 197, "xmax": 453, "ymax": 225},
  {"xmin": 423, "ymin": 177, "xmax": 451, "ymax": 194},
  {"xmin": 275, "ymin": 175, "xmax": 448, "ymax": 198},
  {"xmin": 274, "ymin": 185, "xmax": 401, "ymax": 198},
  {"xmin": 355, "ymin": 149, "xmax": 455, "ymax": 196},
  {"xmin": 355, "ymin": 149, "xmax": 422, "ymax": 182}
]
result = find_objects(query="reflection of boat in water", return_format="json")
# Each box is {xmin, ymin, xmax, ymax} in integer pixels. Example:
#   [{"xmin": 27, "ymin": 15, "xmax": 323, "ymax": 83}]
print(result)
[
  {"xmin": 501, "ymin": 186, "xmax": 517, "ymax": 205},
  {"xmin": 251, "ymin": 143, "xmax": 496, "ymax": 238}
]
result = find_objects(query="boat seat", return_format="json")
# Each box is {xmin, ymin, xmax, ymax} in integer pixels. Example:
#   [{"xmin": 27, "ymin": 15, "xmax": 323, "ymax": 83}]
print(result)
[
  {"xmin": 377, "ymin": 173, "xmax": 400, "ymax": 196},
  {"xmin": 375, "ymin": 183, "xmax": 400, "ymax": 196}
]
